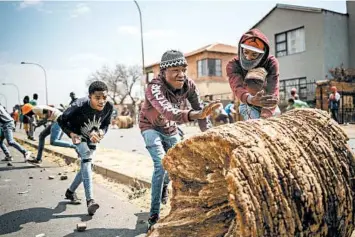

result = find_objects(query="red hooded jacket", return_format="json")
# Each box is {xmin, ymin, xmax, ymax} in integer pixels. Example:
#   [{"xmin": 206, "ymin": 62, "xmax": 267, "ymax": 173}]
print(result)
[
  {"xmin": 139, "ymin": 76, "xmax": 211, "ymax": 135},
  {"xmin": 226, "ymin": 29, "xmax": 280, "ymax": 117}
]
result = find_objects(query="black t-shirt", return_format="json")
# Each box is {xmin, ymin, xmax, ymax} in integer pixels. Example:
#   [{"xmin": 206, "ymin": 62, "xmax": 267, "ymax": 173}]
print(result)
[{"xmin": 58, "ymin": 97, "xmax": 113, "ymax": 142}]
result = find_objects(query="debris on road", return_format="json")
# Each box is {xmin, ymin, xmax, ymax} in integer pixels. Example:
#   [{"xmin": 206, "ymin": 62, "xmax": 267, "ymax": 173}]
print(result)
[
  {"xmin": 18, "ymin": 190, "xmax": 29, "ymax": 195},
  {"xmin": 148, "ymin": 109, "xmax": 355, "ymax": 237},
  {"xmin": 29, "ymin": 177, "xmax": 33, "ymax": 179},
  {"xmin": 48, "ymin": 176, "xmax": 55, "ymax": 180},
  {"xmin": 35, "ymin": 234, "xmax": 46, "ymax": 237},
  {"xmin": 7, "ymin": 162, "xmax": 13, "ymax": 167},
  {"xmin": 58, "ymin": 172, "xmax": 62, "ymax": 175},
  {"xmin": 77, "ymin": 223, "xmax": 87, "ymax": 232},
  {"xmin": 60, "ymin": 175, "xmax": 68, "ymax": 180}
]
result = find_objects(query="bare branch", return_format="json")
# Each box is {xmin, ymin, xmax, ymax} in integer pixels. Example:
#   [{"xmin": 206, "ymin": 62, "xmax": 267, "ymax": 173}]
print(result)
[{"xmin": 87, "ymin": 63, "xmax": 142, "ymax": 105}]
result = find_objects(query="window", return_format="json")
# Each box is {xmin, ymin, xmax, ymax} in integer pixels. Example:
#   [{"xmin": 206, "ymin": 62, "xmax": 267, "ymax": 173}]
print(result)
[
  {"xmin": 275, "ymin": 27, "xmax": 305, "ymax": 57},
  {"xmin": 197, "ymin": 59, "xmax": 222, "ymax": 77},
  {"xmin": 279, "ymin": 77, "xmax": 309, "ymax": 102}
]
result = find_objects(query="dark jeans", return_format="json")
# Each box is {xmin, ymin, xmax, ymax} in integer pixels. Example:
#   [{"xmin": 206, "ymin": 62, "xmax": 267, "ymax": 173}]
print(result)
[{"xmin": 331, "ymin": 109, "xmax": 339, "ymax": 122}]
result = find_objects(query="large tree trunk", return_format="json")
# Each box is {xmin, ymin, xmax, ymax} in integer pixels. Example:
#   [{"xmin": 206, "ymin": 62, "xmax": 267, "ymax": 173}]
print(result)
[{"xmin": 148, "ymin": 109, "xmax": 355, "ymax": 237}]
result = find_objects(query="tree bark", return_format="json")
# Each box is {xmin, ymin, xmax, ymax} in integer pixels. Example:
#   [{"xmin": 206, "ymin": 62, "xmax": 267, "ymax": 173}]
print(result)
[{"xmin": 148, "ymin": 109, "xmax": 355, "ymax": 237}]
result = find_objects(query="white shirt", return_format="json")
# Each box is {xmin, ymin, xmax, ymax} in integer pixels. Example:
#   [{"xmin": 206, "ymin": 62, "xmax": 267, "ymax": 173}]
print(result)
[{"xmin": 33, "ymin": 105, "xmax": 62, "ymax": 122}]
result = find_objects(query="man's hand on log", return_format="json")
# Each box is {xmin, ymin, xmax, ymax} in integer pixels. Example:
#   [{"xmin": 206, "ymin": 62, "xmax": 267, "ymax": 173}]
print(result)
[
  {"xmin": 189, "ymin": 101, "xmax": 222, "ymax": 120},
  {"xmin": 250, "ymin": 90, "xmax": 278, "ymax": 108}
]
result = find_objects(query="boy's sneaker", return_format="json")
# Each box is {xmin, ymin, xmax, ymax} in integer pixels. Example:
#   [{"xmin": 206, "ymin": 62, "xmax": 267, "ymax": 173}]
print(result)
[
  {"xmin": 24, "ymin": 151, "xmax": 32, "ymax": 162},
  {"xmin": 27, "ymin": 158, "xmax": 42, "ymax": 166},
  {"xmin": 161, "ymin": 185, "xmax": 169, "ymax": 205},
  {"xmin": 87, "ymin": 199, "xmax": 100, "ymax": 216},
  {"xmin": 1, "ymin": 156, "xmax": 13, "ymax": 161},
  {"xmin": 147, "ymin": 214, "xmax": 159, "ymax": 230},
  {"xmin": 65, "ymin": 189, "xmax": 81, "ymax": 204}
]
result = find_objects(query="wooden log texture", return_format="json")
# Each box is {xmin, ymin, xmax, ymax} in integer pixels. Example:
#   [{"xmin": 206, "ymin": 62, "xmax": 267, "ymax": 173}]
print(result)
[
  {"xmin": 115, "ymin": 116, "xmax": 133, "ymax": 129},
  {"xmin": 148, "ymin": 109, "xmax": 355, "ymax": 237}
]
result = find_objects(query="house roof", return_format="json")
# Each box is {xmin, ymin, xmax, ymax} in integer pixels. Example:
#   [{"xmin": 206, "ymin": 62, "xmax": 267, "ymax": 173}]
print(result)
[
  {"xmin": 251, "ymin": 3, "xmax": 347, "ymax": 29},
  {"xmin": 145, "ymin": 43, "xmax": 237, "ymax": 69}
]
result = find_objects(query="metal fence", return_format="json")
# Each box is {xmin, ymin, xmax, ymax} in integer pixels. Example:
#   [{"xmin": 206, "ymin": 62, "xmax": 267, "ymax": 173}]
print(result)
[{"xmin": 279, "ymin": 78, "xmax": 317, "ymax": 104}]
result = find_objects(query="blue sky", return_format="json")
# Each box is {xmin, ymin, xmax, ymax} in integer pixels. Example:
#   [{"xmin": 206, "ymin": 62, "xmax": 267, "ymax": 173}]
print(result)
[{"xmin": 0, "ymin": 0, "xmax": 347, "ymax": 109}]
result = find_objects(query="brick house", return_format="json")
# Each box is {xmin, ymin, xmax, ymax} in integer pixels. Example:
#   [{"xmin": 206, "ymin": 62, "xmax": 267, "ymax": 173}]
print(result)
[{"xmin": 144, "ymin": 43, "xmax": 238, "ymax": 100}]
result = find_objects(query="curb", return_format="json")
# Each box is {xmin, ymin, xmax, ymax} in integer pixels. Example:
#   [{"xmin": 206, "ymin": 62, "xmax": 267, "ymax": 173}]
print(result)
[{"xmin": 14, "ymin": 137, "xmax": 151, "ymax": 189}]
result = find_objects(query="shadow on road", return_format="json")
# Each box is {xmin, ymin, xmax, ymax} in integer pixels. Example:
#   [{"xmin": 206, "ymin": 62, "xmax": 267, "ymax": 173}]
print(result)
[
  {"xmin": 63, "ymin": 212, "xmax": 149, "ymax": 237},
  {"xmin": 0, "ymin": 165, "xmax": 37, "ymax": 172},
  {"xmin": 0, "ymin": 201, "xmax": 91, "ymax": 235}
]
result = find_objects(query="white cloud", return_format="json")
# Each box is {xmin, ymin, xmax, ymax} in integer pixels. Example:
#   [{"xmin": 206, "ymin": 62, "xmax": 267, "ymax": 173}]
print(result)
[
  {"xmin": 118, "ymin": 25, "xmax": 177, "ymax": 39},
  {"xmin": 144, "ymin": 29, "xmax": 177, "ymax": 39},
  {"xmin": 17, "ymin": 0, "xmax": 53, "ymax": 14},
  {"xmin": 19, "ymin": 0, "xmax": 42, "ymax": 9},
  {"xmin": 70, "ymin": 3, "xmax": 91, "ymax": 18},
  {"xmin": 118, "ymin": 26, "xmax": 139, "ymax": 35},
  {"xmin": 68, "ymin": 53, "xmax": 109, "ymax": 69}
]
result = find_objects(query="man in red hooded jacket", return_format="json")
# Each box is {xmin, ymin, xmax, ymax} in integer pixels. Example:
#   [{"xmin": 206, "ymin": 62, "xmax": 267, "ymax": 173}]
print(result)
[
  {"xmin": 227, "ymin": 29, "xmax": 280, "ymax": 120},
  {"xmin": 139, "ymin": 49, "xmax": 220, "ymax": 229}
]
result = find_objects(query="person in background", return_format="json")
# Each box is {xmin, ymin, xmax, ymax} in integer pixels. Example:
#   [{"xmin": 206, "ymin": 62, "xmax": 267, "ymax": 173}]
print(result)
[
  {"xmin": 30, "ymin": 93, "xmax": 38, "ymax": 106},
  {"xmin": 214, "ymin": 103, "xmax": 229, "ymax": 124},
  {"xmin": 120, "ymin": 105, "xmax": 131, "ymax": 117},
  {"xmin": 69, "ymin": 92, "xmax": 78, "ymax": 106},
  {"xmin": 328, "ymin": 86, "xmax": 341, "ymax": 122},
  {"xmin": 290, "ymin": 88, "xmax": 299, "ymax": 100},
  {"xmin": 286, "ymin": 98, "xmax": 309, "ymax": 111},
  {"xmin": 57, "ymin": 81, "xmax": 113, "ymax": 216},
  {"xmin": 224, "ymin": 101, "xmax": 236, "ymax": 123},
  {"xmin": 22, "ymin": 96, "xmax": 35, "ymax": 140},
  {"xmin": 0, "ymin": 105, "xmax": 31, "ymax": 163},
  {"xmin": 10, "ymin": 107, "xmax": 19, "ymax": 131},
  {"xmin": 21, "ymin": 104, "xmax": 77, "ymax": 164},
  {"xmin": 227, "ymin": 28, "xmax": 280, "ymax": 120},
  {"xmin": 139, "ymin": 49, "xmax": 220, "ymax": 229}
]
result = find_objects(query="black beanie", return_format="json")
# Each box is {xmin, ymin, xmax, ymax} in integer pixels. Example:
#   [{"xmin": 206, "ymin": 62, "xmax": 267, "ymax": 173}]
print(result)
[{"xmin": 160, "ymin": 50, "xmax": 188, "ymax": 69}]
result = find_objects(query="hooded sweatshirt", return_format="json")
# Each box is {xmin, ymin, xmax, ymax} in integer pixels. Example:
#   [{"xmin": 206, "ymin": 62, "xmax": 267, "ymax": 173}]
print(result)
[
  {"xmin": 139, "ymin": 76, "xmax": 211, "ymax": 135},
  {"xmin": 226, "ymin": 29, "xmax": 280, "ymax": 117},
  {"xmin": 0, "ymin": 105, "xmax": 13, "ymax": 125}
]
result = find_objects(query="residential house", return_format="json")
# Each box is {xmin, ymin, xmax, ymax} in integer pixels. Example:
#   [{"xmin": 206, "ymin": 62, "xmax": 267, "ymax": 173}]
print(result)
[
  {"xmin": 251, "ymin": 2, "xmax": 355, "ymax": 102},
  {"xmin": 144, "ymin": 43, "xmax": 238, "ymax": 100}
]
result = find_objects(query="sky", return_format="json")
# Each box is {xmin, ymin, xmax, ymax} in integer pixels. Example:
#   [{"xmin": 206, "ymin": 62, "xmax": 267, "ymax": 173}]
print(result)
[{"xmin": 0, "ymin": 0, "xmax": 347, "ymax": 110}]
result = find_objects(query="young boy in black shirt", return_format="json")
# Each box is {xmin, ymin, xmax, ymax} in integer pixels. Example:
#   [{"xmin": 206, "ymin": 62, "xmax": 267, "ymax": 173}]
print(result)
[{"xmin": 57, "ymin": 81, "xmax": 113, "ymax": 215}]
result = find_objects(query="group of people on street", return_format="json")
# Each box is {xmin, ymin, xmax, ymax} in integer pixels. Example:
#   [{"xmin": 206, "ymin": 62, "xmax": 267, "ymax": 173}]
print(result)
[{"xmin": 0, "ymin": 27, "xmax": 344, "ymax": 231}]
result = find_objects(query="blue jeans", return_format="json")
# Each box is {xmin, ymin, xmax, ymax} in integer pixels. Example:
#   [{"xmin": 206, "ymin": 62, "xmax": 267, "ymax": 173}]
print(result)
[
  {"xmin": 142, "ymin": 129, "xmax": 181, "ymax": 216},
  {"xmin": 69, "ymin": 142, "xmax": 95, "ymax": 201},
  {"xmin": 36, "ymin": 122, "xmax": 76, "ymax": 161},
  {"xmin": 0, "ymin": 122, "xmax": 27, "ymax": 156},
  {"xmin": 239, "ymin": 103, "xmax": 281, "ymax": 121}
]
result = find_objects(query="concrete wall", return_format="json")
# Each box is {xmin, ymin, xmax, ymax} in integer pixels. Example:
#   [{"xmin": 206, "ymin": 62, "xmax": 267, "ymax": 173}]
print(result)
[
  {"xmin": 256, "ymin": 8, "xmax": 325, "ymax": 82},
  {"xmin": 323, "ymin": 11, "xmax": 349, "ymax": 77},
  {"xmin": 347, "ymin": 1, "xmax": 355, "ymax": 68}
]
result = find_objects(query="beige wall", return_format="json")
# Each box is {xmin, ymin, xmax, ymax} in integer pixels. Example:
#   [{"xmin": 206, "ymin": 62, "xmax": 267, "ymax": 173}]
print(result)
[{"xmin": 256, "ymin": 8, "xmax": 326, "ymax": 82}]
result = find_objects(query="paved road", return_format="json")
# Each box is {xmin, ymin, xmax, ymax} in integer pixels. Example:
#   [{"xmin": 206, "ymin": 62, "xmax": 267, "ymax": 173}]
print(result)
[
  {"xmin": 0, "ymin": 149, "xmax": 148, "ymax": 237},
  {"xmin": 29, "ymin": 125, "xmax": 200, "ymax": 157}
]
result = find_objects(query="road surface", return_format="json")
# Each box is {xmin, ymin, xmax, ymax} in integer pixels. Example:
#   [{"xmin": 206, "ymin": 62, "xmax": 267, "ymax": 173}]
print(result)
[{"xmin": 0, "ymin": 149, "xmax": 148, "ymax": 237}]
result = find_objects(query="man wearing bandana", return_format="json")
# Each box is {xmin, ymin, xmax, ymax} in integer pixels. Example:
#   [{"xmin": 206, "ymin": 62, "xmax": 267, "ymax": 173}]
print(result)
[{"xmin": 227, "ymin": 29, "xmax": 280, "ymax": 120}]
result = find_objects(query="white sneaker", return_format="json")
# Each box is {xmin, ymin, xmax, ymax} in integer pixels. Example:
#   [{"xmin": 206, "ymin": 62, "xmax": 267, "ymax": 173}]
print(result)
[{"xmin": 24, "ymin": 151, "xmax": 32, "ymax": 162}]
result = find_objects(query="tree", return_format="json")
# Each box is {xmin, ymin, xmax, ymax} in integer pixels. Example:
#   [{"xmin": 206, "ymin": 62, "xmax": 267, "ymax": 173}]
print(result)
[
  {"xmin": 87, "ymin": 64, "xmax": 142, "ymax": 105},
  {"xmin": 329, "ymin": 64, "xmax": 355, "ymax": 82}
]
